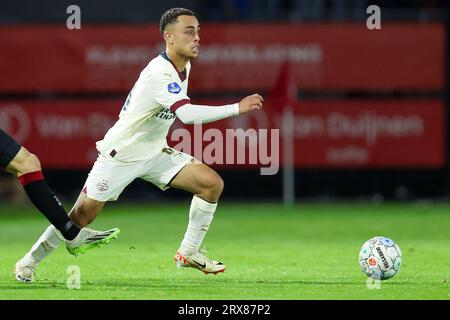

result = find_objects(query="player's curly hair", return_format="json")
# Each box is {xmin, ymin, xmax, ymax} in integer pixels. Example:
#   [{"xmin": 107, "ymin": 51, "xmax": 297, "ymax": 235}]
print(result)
[{"xmin": 160, "ymin": 8, "xmax": 195, "ymax": 35}]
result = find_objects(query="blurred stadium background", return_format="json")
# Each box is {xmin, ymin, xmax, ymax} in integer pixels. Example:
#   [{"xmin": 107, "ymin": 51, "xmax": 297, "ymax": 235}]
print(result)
[
  {"xmin": 0, "ymin": 0, "xmax": 448, "ymax": 204},
  {"xmin": 1, "ymin": 0, "xmax": 449, "ymax": 204},
  {"xmin": 0, "ymin": 0, "xmax": 449, "ymax": 300}
]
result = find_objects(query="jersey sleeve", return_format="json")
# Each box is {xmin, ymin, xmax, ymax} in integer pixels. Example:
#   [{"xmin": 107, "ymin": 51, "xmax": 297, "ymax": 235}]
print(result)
[
  {"xmin": 175, "ymin": 103, "xmax": 240, "ymax": 124},
  {"xmin": 152, "ymin": 73, "xmax": 190, "ymax": 112}
]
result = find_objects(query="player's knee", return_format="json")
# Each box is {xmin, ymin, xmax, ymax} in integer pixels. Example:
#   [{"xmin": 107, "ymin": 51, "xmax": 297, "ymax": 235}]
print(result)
[
  {"xmin": 16, "ymin": 151, "xmax": 42, "ymax": 175},
  {"xmin": 215, "ymin": 176, "xmax": 224, "ymax": 196},
  {"xmin": 26, "ymin": 153, "xmax": 41, "ymax": 172},
  {"xmin": 201, "ymin": 174, "xmax": 223, "ymax": 200}
]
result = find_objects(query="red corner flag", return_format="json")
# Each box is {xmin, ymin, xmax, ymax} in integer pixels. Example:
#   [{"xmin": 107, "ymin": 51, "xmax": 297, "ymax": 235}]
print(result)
[
  {"xmin": 268, "ymin": 61, "xmax": 296, "ymax": 112},
  {"xmin": 269, "ymin": 61, "xmax": 297, "ymax": 206}
]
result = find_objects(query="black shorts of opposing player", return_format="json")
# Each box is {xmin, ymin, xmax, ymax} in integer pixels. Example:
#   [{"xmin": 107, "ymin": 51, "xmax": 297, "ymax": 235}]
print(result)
[{"xmin": 0, "ymin": 129, "xmax": 22, "ymax": 169}]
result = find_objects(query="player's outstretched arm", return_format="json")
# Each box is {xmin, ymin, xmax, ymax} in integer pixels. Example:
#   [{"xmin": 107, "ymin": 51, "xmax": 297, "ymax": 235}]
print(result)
[
  {"xmin": 237, "ymin": 93, "xmax": 264, "ymax": 114},
  {"xmin": 174, "ymin": 93, "xmax": 263, "ymax": 124}
]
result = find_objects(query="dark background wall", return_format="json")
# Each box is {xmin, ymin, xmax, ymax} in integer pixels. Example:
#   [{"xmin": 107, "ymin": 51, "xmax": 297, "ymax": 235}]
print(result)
[{"xmin": 0, "ymin": 0, "xmax": 448, "ymax": 203}]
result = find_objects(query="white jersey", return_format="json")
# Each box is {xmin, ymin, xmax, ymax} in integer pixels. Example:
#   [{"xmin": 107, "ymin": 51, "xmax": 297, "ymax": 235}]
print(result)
[{"xmin": 96, "ymin": 53, "xmax": 191, "ymax": 162}]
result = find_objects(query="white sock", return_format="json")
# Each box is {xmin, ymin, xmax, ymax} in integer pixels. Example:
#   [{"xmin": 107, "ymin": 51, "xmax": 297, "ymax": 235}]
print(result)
[
  {"xmin": 179, "ymin": 196, "xmax": 217, "ymax": 256},
  {"xmin": 24, "ymin": 225, "xmax": 63, "ymax": 264}
]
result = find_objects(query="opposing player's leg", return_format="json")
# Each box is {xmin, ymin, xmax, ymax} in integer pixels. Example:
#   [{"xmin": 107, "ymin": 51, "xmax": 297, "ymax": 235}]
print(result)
[
  {"xmin": 5, "ymin": 146, "xmax": 83, "ymax": 240},
  {"xmin": 1, "ymin": 129, "xmax": 120, "ymax": 260},
  {"xmin": 169, "ymin": 161, "xmax": 226, "ymax": 275},
  {"xmin": 0, "ymin": 129, "xmax": 82, "ymax": 241}
]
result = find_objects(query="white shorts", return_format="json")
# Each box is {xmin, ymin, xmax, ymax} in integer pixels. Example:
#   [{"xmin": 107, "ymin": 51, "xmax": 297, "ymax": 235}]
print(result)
[{"xmin": 83, "ymin": 147, "xmax": 193, "ymax": 202}]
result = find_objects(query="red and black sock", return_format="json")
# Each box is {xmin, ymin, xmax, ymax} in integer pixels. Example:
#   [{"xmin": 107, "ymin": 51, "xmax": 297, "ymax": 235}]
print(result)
[{"xmin": 18, "ymin": 171, "xmax": 81, "ymax": 240}]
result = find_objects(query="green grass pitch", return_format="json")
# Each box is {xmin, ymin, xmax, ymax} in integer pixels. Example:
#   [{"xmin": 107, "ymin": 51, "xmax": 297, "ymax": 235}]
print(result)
[{"xmin": 0, "ymin": 202, "xmax": 448, "ymax": 299}]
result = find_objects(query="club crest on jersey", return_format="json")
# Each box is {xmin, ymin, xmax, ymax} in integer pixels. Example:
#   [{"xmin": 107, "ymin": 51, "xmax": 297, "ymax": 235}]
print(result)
[
  {"xmin": 168, "ymin": 82, "xmax": 182, "ymax": 94},
  {"xmin": 96, "ymin": 179, "xmax": 109, "ymax": 192}
]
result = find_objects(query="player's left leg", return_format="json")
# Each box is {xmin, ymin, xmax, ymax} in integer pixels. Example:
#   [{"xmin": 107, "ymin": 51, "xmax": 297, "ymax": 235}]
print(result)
[
  {"xmin": 169, "ymin": 161, "xmax": 226, "ymax": 275},
  {"xmin": 135, "ymin": 147, "xmax": 226, "ymax": 274},
  {"xmin": 169, "ymin": 160, "xmax": 223, "ymax": 203}
]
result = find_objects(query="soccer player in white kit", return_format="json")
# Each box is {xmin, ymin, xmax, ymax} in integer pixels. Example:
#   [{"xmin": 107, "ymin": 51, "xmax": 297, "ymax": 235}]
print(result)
[{"xmin": 14, "ymin": 7, "xmax": 263, "ymax": 281}]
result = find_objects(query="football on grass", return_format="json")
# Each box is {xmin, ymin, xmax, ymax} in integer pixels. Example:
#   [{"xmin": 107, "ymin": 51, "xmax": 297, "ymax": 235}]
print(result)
[{"xmin": 359, "ymin": 236, "xmax": 402, "ymax": 280}]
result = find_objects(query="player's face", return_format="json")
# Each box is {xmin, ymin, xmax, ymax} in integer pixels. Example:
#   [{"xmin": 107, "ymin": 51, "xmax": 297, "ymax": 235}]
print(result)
[{"xmin": 171, "ymin": 15, "xmax": 200, "ymax": 59}]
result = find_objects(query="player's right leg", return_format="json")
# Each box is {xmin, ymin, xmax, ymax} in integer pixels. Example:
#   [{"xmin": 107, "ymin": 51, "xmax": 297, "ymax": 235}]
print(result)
[
  {"xmin": 14, "ymin": 154, "xmax": 138, "ymax": 282},
  {"xmin": 14, "ymin": 193, "xmax": 119, "ymax": 282},
  {"xmin": 65, "ymin": 192, "xmax": 120, "ymax": 256}
]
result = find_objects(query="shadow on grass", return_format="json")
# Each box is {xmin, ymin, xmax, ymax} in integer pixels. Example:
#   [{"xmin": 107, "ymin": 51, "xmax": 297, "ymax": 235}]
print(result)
[
  {"xmin": 0, "ymin": 277, "xmax": 422, "ymax": 292},
  {"xmin": 3, "ymin": 280, "xmax": 417, "ymax": 290}
]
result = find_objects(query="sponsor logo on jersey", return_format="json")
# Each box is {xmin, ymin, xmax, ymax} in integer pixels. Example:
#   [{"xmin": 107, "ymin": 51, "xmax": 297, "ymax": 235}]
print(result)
[
  {"xmin": 168, "ymin": 82, "xmax": 182, "ymax": 94},
  {"xmin": 155, "ymin": 108, "xmax": 176, "ymax": 120}
]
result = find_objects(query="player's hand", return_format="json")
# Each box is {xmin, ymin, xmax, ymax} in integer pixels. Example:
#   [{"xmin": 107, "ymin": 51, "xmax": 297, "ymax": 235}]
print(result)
[{"xmin": 238, "ymin": 94, "xmax": 264, "ymax": 114}]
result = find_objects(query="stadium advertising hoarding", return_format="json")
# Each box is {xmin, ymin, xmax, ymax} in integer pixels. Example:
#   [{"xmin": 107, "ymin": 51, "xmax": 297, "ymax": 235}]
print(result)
[
  {"xmin": 0, "ymin": 23, "xmax": 444, "ymax": 92},
  {"xmin": 0, "ymin": 100, "xmax": 443, "ymax": 169},
  {"xmin": 288, "ymin": 100, "xmax": 444, "ymax": 168}
]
